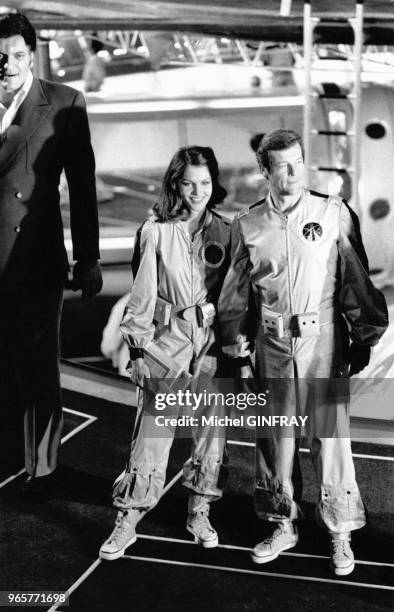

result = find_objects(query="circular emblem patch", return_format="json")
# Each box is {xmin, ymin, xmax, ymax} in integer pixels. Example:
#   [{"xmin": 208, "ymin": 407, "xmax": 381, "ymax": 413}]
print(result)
[
  {"xmin": 302, "ymin": 222, "xmax": 323, "ymax": 242},
  {"xmin": 201, "ymin": 241, "xmax": 226, "ymax": 268}
]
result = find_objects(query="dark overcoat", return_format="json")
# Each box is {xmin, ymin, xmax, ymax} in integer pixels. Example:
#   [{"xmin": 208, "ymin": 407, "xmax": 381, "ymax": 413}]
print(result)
[{"xmin": 0, "ymin": 77, "xmax": 99, "ymax": 293}]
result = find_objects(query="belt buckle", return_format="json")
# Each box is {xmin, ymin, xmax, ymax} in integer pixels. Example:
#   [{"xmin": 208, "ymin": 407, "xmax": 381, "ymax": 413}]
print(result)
[
  {"xmin": 261, "ymin": 308, "xmax": 284, "ymax": 339},
  {"xmin": 181, "ymin": 306, "xmax": 197, "ymax": 322},
  {"xmin": 196, "ymin": 302, "xmax": 216, "ymax": 328},
  {"xmin": 296, "ymin": 312, "xmax": 320, "ymax": 337},
  {"xmin": 153, "ymin": 297, "xmax": 172, "ymax": 325}
]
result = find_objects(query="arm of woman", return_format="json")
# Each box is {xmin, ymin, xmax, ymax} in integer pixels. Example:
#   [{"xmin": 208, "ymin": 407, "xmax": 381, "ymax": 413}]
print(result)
[{"xmin": 120, "ymin": 218, "xmax": 158, "ymax": 384}]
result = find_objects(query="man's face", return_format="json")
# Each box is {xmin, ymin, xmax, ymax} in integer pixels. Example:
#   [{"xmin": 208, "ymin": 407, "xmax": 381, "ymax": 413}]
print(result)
[
  {"xmin": 265, "ymin": 142, "xmax": 304, "ymax": 198},
  {"xmin": 0, "ymin": 35, "xmax": 33, "ymax": 94}
]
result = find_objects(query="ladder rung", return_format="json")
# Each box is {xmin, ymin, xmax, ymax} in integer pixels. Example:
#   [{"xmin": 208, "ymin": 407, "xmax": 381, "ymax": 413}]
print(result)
[
  {"xmin": 310, "ymin": 92, "xmax": 355, "ymax": 100},
  {"xmin": 310, "ymin": 166, "xmax": 355, "ymax": 173},
  {"xmin": 311, "ymin": 130, "xmax": 349, "ymax": 136},
  {"xmin": 317, "ymin": 93, "xmax": 349, "ymax": 99}
]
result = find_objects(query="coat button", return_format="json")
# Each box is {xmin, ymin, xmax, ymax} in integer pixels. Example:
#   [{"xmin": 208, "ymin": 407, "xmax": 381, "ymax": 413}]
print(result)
[
  {"xmin": 15, "ymin": 191, "xmax": 22, "ymax": 199},
  {"xmin": 14, "ymin": 225, "xmax": 21, "ymax": 233}
]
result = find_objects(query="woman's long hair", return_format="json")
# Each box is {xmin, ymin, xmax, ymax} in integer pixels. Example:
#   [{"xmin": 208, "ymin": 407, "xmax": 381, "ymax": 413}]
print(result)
[{"xmin": 153, "ymin": 146, "xmax": 227, "ymax": 222}]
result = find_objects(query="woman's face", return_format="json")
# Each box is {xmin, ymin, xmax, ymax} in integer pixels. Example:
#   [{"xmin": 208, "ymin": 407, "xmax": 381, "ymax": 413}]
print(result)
[{"xmin": 178, "ymin": 164, "xmax": 213, "ymax": 213}]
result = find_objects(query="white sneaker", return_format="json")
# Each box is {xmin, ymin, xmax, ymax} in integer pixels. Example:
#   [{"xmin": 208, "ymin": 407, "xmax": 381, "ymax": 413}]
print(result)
[
  {"xmin": 252, "ymin": 525, "xmax": 298, "ymax": 564},
  {"xmin": 186, "ymin": 495, "xmax": 218, "ymax": 548},
  {"xmin": 186, "ymin": 511, "xmax": 219, "ymax": 548},
  {"xmin": 329, "ymin": 532, "xmax": 355, "ymax": 576},
  {"xmin": 99, "ymin": 510, "xmax": 138, "ymax": 560}
]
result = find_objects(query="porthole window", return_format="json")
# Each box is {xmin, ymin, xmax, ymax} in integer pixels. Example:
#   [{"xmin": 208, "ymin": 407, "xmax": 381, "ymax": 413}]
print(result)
[
  {"xmin": 369, "ymin": 199, "xmax": 390, "ymax": 220},
  {"xmin": 365, "ymin": 122, "xmax": 386, "ymax": 139}
]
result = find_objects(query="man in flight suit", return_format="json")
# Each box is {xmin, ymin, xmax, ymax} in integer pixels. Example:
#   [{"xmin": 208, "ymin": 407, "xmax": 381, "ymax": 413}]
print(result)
[
  {"xmin": 0, "ymin": 13, "xmax": 102, "ymax": 493},
  {"xmin": 218, "ymin": 129, "xmax": 388, "ymax": 576}
]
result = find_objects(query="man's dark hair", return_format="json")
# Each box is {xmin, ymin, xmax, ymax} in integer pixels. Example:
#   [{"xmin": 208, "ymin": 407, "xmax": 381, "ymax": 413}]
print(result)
[
  {"xmin": 153, "ymin": 145, "xmax": 227, "ymax": 222},
  {"xmin": 256, "ymin": 129, "xmax": 304, "ymax": 172},
  {"xmin": 0, "ymin": 12, "xmax": 37, "ymax": 51}
]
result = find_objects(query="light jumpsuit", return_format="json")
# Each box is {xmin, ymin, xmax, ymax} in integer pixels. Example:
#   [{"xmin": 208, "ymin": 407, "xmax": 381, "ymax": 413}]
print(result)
[
  {"xmin": 218, "ymin": 190, "xmax": 388, "ymax": 532},
  {"xmin": 113, "ymin": 210, "xmax": 231, "ymax": 512}
]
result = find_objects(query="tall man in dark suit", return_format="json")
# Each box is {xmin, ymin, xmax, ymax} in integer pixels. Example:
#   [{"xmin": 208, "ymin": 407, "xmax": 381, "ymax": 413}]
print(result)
[{"xmin": 0, "ymin": 13, "xmax": 102, "ymax": 492}]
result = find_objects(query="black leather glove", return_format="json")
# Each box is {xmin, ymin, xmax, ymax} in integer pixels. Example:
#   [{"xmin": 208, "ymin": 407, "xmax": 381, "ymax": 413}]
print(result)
[
  {"xmin": 72, "ymin": 260, "xmax": 103, "ymax": 300},
  {"xmin": 348, "ymin": 343, "xmax": 371, "ymax": 376}
]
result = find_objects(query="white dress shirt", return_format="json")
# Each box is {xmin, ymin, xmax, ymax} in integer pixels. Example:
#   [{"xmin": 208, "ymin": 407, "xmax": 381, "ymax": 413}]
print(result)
[{"xmin": 0, "ymin": 69, "xmax": 33, "ymax": 134}]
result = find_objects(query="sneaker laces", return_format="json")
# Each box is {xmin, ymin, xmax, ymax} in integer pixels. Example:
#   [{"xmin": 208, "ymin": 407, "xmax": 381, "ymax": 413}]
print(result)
[
  {"xmin": 188, "ymin": 510, "xmax": 216, "ymax": 538},
  {"xmin": 264, "ymin": 527, "xmax": 288, "ymax": 547},
  {"xmin": 264, "ymin": 534, "xmax": 277, "ymax": 546},
  {"xmin": 108, "ymin": 511, "xmax": 131, "ymax": 545},
  {"xmin": 331, "ymin": 538, "xmax": 350, "ymax": 558}
]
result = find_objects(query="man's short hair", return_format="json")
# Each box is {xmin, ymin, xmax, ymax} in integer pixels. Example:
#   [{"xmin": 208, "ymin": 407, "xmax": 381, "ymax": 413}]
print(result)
[
  {"xmin": 0, "ymin": 12, "xmax": 36, "ymax": 51},
  {"xmin": 257, "ymin": 129, "xmax": 304, "ymax": 172}
]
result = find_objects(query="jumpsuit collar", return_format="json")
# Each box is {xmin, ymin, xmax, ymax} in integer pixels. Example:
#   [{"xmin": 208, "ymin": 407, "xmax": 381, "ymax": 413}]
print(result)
[
  {"xmin": 177, "ymin": 208, "xmax": 213, "ymax": 241},
  {"xmin": 267, "ymin": 188, "xmax": 308, "ymax": 218}
]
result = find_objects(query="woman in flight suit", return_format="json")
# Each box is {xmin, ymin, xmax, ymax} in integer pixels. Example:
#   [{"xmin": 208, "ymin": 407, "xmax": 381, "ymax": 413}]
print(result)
[{"xmin": 100, "ymin": 146, "xmax": 231, "ymax": 560}]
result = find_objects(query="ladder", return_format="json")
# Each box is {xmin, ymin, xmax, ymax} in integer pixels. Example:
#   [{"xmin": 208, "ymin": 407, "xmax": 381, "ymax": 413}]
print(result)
[{"xmin": 303, "ymin": 0, "xmax": 364, "ymax": 215}]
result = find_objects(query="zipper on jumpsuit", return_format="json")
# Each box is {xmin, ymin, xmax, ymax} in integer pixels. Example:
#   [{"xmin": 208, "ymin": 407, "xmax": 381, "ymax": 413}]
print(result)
[
  {"xmin": 189, "ymin": 235, "xmax": 195, "ymax": 345},
  {"xmin": 284, "ymin": 215, "xmax": 295, "ymax": 356}
]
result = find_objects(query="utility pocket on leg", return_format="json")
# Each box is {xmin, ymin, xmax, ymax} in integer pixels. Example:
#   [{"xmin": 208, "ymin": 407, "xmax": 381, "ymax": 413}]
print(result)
[
  {"xmin": 183, "ymin": 455, "xmax": 225, "ymax": 498},
  {"xmin": 319, "ymin": 484, "xmax": 366, "ymax": 532},
  {"xmin": 113, "ymin": 465, "xmax": 153, "ymax": 508}
]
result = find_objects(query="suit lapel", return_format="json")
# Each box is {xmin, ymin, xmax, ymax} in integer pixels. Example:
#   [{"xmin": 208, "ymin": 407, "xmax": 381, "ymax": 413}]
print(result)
[
  {"xmin": 0, "ymin": 124, "xmax": 25, "ymax": 172},
  {"xmin": 13, "ymin": 78, "xmax": 51, "ymax": 137},
  {"xmin": 0, "ymin": 78, "xmax": 51, "ymax": 173}
]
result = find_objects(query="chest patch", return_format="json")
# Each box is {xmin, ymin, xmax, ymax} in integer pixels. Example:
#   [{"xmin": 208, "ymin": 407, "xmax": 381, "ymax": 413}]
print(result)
[
  {"xmin": 301, "ymin": 221, "xmax": 323, "ymax": 242},
  {"xmin": 201, "ymin": 241, "xmax": 226, "ymax": 268}
]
